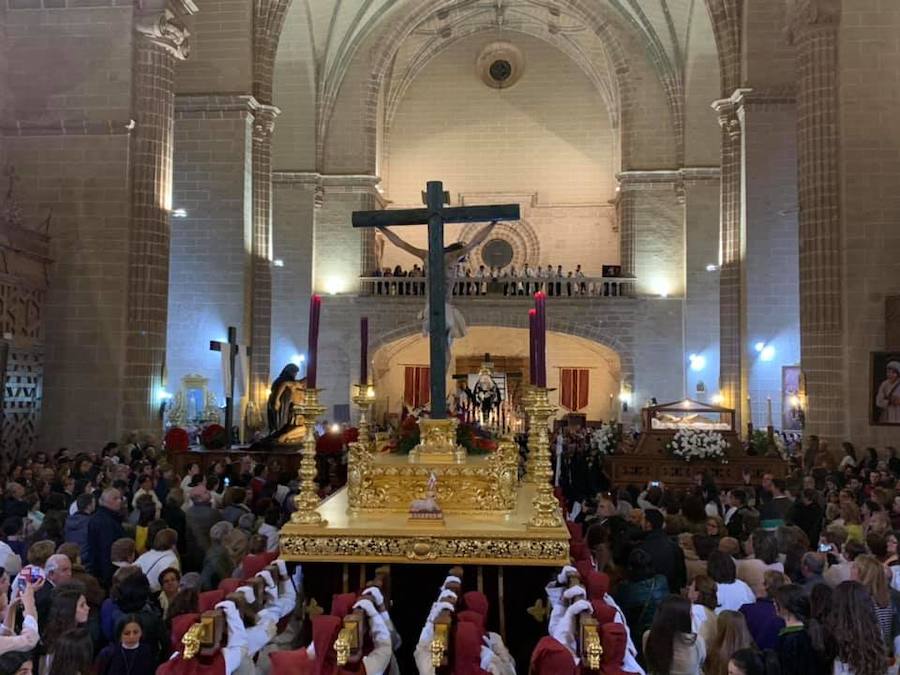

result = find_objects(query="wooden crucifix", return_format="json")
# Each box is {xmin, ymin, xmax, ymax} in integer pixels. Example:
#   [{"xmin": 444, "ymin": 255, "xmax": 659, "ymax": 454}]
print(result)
[
  {"xmin": 352, "ymin": 180, "xmax": 519, "ymax": 418},
  {"xmin": 209, "ymin": 326, "xmax": 250, "ymax": 448}
]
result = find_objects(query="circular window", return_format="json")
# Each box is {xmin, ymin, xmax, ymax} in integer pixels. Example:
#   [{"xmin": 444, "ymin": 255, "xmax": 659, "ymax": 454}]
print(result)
[
  {"xmin": 481, "ymin": 238, "xmax": 514, "ymax": 268},
  {"xmin": 476, "ymin": 42, "xmax": 524, "ymax": 89},
  {"xmin": 489, "ymin": 59, "xmax": 512, "ymax": 83}
]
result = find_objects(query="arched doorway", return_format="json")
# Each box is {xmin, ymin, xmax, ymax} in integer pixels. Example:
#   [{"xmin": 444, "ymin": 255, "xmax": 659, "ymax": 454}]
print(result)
[{"xmin": 371, "ymin": 326, "xmax": 621, "ymax": 422}]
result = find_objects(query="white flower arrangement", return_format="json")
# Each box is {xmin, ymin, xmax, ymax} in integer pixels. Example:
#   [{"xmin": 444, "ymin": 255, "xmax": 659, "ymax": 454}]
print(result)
[
  {"xmin": 667, "ymin": 428, "xmax": 729, "ymax": 463},
  {"xmin": 589, "ymin": 423, "xmax": 618, "ymax": 455}
]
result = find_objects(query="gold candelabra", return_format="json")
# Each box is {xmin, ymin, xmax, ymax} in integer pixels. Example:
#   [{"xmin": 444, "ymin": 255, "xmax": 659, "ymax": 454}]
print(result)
[
  {"xmin": 291, "ymin": 388, "xmax": 327, "ymax": 526},
  {"xmin": 521, "ymin": 385, "xmax": 538, "ymax": 482},
  {"xmin": 351, "ymin": 383, "xmax": 376, "ymax": 446},
  {"xmin": 525, "ymin": 386, "xmax": 563, "ymax": 528}
]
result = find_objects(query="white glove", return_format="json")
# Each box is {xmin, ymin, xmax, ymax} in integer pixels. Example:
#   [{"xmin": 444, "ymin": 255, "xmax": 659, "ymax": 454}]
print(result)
[
  {"xmin": 550, "ymin": 599, "xmax": 591, "ymax": 652},
  {"xmin": 562, "ymin": 585, "xmax": 586, "ymax": 602},
  {"xmin": 236, "ymin": 586, "xmax": 255, "ymax": 605},
  {"xmin": 368, "ymin": 612, "xmax": 391, "ymax": 645},
  {"xmin": 442, "ymin": 575, "xmax": 461, "ymax": 589},
  {"xmin": 480, "ymin": 645, "xmax": 495, "ymax": 671},
  {"xmin": 557, "ymin": 565, "xmax": 578, "ymax": 585},
  {"xmin": 438, "ymin": 589, "xmax": 457, "ymax": 604},
  {"xmin": 256, "ymin": 570, "xmax": 276, "ymax": 588},
  {"xmin": 361, "ymin": 586, "xmax": 384, "ymax": 607},
  {"xmin": 353, "ymin": 598, "xmax": 379, "ymax": 619},
  {"xmin": 275, "ymin": 559, "xmax": 288, "ymax": 579},
  {"xmin": 427, "ymin": 601, "xmax": 455, "ymax": 623}
]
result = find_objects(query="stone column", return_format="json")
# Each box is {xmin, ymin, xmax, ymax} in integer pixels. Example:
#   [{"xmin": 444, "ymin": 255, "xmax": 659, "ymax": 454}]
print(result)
[
  {"xmin": 616, "ymin": 185, "xmax": 636, "ymax": 296},
  {"xmin": 123, "ymin": 0, "xmax": 196, "ymax": 436},
  {"xmin": 712, "ymin": 97, "xmax": 744, "ymax": 425},
  {"xmin": 788, "ymin": 0, "xmax": 844, "ymax": 443},
  {"xmin": 249, "ymin": 106, "xmax": 280, "ymax": 411}
]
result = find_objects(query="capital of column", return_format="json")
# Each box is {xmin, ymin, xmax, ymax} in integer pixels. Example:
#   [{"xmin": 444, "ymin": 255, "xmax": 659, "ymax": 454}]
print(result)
[
  {"xmin": 711, "ymin": 97, "xmax": 743, "ymax": 141},
  {"xmin": 135, "ymin": 1, "xmax": 198, "ymax": 60},
  {"xmin": 786, "ymin": 0, "xmax": 840, "ymax": 40},
  {"xmin": 252, "ymin": 105, "xmax": 280, "ymax": 143}
]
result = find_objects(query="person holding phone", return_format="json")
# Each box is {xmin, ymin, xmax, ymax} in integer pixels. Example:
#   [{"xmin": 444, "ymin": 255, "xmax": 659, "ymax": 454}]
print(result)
[{"xmin": 0, "ymin": 574, "xmax": 41, "ymax": 656}]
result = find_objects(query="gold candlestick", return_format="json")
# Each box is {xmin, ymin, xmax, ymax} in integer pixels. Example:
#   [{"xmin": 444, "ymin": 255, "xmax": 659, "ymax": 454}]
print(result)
[
  {"xmin": 521, "ymin": 385, "xmax": 539, "ymax": 482},
  {"xmin": 351, "ymin": 383, "xmax": 375, "ymax": 446},
  {"xmin": 525, "ymin": 386, "xmax": 563, "ymax": 529},
  {"xmin": 291, "ymin": 388, "xmax": 327, "ymax": 526}
]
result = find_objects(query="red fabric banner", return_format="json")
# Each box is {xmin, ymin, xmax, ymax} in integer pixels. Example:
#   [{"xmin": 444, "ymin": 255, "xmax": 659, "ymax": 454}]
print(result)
[
  {"xmin": 560, "ymin": 368, "xmax": 590, "ymax": 412},
  {"xmin": 404, "ymin": 366, "xmax": 431, "ymax": 409}
]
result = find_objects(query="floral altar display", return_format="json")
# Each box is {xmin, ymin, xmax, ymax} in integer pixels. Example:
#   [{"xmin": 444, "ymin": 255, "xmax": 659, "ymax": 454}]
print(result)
[
  {"xmin": 667, "ymin": 428, "xmax": 728, "ymax": 463},
  {"xmin": 589, "ymin": 422, "xmax": 621, "ymax": 456}
]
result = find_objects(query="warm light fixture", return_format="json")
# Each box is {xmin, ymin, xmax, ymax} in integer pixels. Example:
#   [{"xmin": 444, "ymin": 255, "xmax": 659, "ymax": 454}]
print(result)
[
  {"xmin": 790, "ymin": 394, "xmax": 801, "ymax": 408},
  {"xmin": 325, "ymin": 277, "xmax": 343, "ymax": 295},
  {"xmin": 618, "ymin": 391, "xmax": 630, "ymax": 404},
  {"xmin": 712, "ymin": 393, "xmax": 724, "ymax": 405},
  {"xmin": 330, "ymin": 423, "xmax": 340, "ymax": 434},
  {"xmin": 366, "ymin": 385, "xmax": 376, "ymax": 399}
]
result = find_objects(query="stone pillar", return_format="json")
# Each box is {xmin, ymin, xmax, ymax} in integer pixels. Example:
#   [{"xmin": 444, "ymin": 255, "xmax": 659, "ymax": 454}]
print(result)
[
  {"xmin": 712, "ymin": 97, "xmax": 744, "ymax": 425},
  {"xmin": 123, "ymin": 0, "xmax": 196, "ymax": 436},
  {"xmin": 249, "ymin": 106, "xmax": 280, "ymax": 410},
  {"xmin": 788, "ymin": 0, "xmax": 844, "ymax": 443},
  {"xmin": 616, "ymin": 186, "xmax": 636, "ymax": 296}
]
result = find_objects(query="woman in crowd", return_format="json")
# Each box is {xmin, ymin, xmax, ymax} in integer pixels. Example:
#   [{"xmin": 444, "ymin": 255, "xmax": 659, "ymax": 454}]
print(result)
[
  {"xmin": 726, "ymin": 648, "xmax": 766, "ymax": 675},
  {"xmin": 706, "ymin": 551, "xmax": 755, "ymax": 612},
  {"xmin": 827, "ymin": 581, "xmax": 887, "ymax": 675},
  {"xmin": 0, "ymin": 576, "xmax": 40, "ymax": 656},
  {"xmin": 155, "ymin": 567, "xmax": 180, "ymax": 615},
  {"xmin": 42, "ymin": 582, "xmax": 91, "ymax": 674},
  {"xmin": 852, "ymin": 553, "xmax": 900, "ymax": 650},
  {"xmin": 739, "ymin": 570, "xmax": 786, "ymax": 651},
  {"xmin": 95, "ymin": 614, "xmax": 156, "ymax": 675},
  {"xmin": 614, "ymin": 548, "xmax": 669, "ymax": 650},
  {"xmin": 686, "ymin": 574, "xmax": 717, "ymax": 645},
  {"xmin": 703, "ymin": 610, "xmax": 755, "ymax": 675},
  {"xmin": 47, "ymin": 627, "xmax": 93, "ymax": 675},
  {"xmin": 772, "ymin": 584, "xmax": 823, "ymax": 672},
  {"xmin": 134, "ymin": 529, "xmax": 179, "ymax": 593},
  {"xmin": 642, "ymin": 595, "xmax": 705, "ymax": 674}
]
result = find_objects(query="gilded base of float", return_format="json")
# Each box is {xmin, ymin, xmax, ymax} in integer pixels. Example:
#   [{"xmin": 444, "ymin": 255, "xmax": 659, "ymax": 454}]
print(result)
[
  {"xmin": 346, "ymin": 434, "xmax": 520, "ymax": 515},
  {"xmin": 408, "ymin": 418, "xmax": 466, "ymax": 464},
  {"xmin": 279, "ymin": 484, "xmax": 568, "ymax": 566}
]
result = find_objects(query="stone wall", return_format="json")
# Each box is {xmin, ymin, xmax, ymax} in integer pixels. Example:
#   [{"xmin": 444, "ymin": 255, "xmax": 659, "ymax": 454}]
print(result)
[
  {"xmin": 2, "ymin": 3, "xmax": 135, "ymax": 449},
  {"xmin": 839, "ymin": 1, "xmax": 900, "ymax": 445}
]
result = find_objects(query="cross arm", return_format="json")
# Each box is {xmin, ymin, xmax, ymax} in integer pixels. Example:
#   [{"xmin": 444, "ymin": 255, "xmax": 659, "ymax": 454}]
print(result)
[
  {"xmin": 210, "ymin": 341, "xmax": 251, "ymax": 355},
  {"xmin": 351, "ymin": 203, "xmax": 520, "ymax": 228}
]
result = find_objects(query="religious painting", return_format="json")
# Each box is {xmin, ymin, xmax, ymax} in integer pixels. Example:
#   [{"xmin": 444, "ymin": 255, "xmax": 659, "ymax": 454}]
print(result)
[
  {"xmin": 871, "ymin": 352, "xmax": 900, "ymax": 425},
  {"xmin": 781, "ymin": 366, "xmax": 804, "ymax": 431}
]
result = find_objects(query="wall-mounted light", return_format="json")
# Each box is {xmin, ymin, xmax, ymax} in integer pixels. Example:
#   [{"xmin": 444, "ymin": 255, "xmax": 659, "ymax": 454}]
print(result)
[
  {"xmin": 273, "ymin": 259, "xmax": 285, "ymax": 268},
  {"xmin": 754, "ymin": 342, "xmax": 766, "ymax": 353},
  {"xmin": 651, "ymin": 279, "xmax": 670, "ymax": 298},
  {"xmin": 688, "ymin": 353, "xmax": 706, "ymax": 372},
  {"xmin": 325, "ymin": 277, "xmax": 344, "ymax": 295},
  {"xmin": 760, "ymin": 345, "xmax": 776, "ymax": 362},
  {"xmin": 157, "ymin": 390, "xmax": 173, "ymax": 403},
  {"xmin": 172, "ymin": 208, "xmax": 188, "ymax": 218},
  {"xmin": 711, "ymin": 392, "xmax": 724, "ymax": 405},
  {"xmin": 705, "ymin": 264, "xmax": 718, "ymax": 272},
  {"xmin": 330, "ymin": 423, "xmax": 341, "ymax": 434}
]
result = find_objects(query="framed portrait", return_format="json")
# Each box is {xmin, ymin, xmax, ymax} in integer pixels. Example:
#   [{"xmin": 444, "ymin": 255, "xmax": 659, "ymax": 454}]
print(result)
[
  {"xmin": 782, "ymin": 366, "xmax": 804, "ymax": 431},
  {"xmin": 871, "ymin": 352, "xmax": 900, "ymax": 426}
]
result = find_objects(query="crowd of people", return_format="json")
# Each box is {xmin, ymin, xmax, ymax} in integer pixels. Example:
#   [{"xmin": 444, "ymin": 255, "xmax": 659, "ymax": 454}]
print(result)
[
  {"xmin": 538, "ymin": 439, "xmax": 900, "ymax": 674},
  {"xmin": 2, "ymin": 436, "xmax": 900, "ymax": 673},
  {"xmin": 365, "ymin": 262, "xmax": 626, "ymax": 297}
]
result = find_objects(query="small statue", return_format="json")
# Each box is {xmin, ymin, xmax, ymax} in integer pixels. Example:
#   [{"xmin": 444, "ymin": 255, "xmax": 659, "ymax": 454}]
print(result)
[
  {"xmin": 472, "ymin": 360, "xmax": 502, "ymax": 426},
  {"xmin": 252, "ymin": 364, "xmax": 307, "ymax": 448},
  {"xmin": 409, "ymin": 471, "xmax": 443, "ymax": 521}
]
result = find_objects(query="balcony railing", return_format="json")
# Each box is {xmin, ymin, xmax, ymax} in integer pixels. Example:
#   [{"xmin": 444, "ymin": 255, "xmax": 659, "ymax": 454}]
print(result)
[{"xmin": 358, "ymin": 275, "xmax": 637, "ymax": 298}]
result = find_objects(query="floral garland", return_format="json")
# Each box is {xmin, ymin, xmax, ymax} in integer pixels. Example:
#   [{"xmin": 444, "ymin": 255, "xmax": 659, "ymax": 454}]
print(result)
[
  {"xmin": 589, "ymin": 423, "xmax": 620, "ymax": 456},
  {"xmin": 667, "ymin": 428, "xmax": 729, "ymax": 463}
]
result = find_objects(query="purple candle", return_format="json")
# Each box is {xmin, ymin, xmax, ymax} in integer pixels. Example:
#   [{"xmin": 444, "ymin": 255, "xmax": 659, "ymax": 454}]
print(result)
[
  {"xmin": 534, "ymin": 291, "xmax": 547, "ymax": 387},
  {"xmin": 307, "ymin": 295, "xmax": 321, "ymax": 388},
  {"xmin": 528, "ymin": 308, "xmax": 537, "ymax": 385},
  {"xmin": 360, "ymin": 316, "xmax": 369, "ymax": 384}
]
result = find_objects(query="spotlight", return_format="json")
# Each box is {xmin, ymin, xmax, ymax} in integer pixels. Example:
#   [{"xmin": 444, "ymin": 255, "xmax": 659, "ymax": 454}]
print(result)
[
  {"xmin": 712, "ymin": 393, "xmax": 724, "ymax": 405},
  {"xmin": 172, "ymin": 208, "xmax": 188, "ymax": 218},
  {"xmin": 688, "ymin": 354, "xmax": 706, "ymax": 372},
  {"xmin": 706, "ymin": 264, "xmax": 718, "ymax": 272},
  {"xmin": 760, "ymin": 345, "xmax": 776, "ymax": 362},
  {"xmin": 325, "ymin": 277, "xmax": 343, "ymax": 295},
  {"xmin": 157, "ymin": 390, "xmax": 173, "ymax": 402},
  {"xmin": 330, "ymin": 423, "xmax": 340, "ymax": 434},
  {"xmin": 273, "ymin": 259, "xmax": 285, "ymax": 268},
  {"xmin": 754, "ymin": 342, "xmax": 766, "ymax": 353},
  {"xmin": 290, "ymin": 353, "xmax": 305, "ymax": 366}
]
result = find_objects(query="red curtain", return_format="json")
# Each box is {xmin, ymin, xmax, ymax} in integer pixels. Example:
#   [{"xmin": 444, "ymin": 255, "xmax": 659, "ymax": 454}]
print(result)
[
  {"xmin": 560, "ymin": 368, "xmax": 590, "ymax": 412},
  {"xmin": 404, "ymin": 366, "xmax": 431, "ymax": 409}
]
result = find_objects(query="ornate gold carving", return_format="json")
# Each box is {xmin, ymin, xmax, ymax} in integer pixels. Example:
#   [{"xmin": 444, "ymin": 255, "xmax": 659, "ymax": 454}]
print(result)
[
  {"xmin": 278, "ymin": 533, "xmax": 569, "ymax": 565},
  {"xmin": 409, "ymin": 418, "xmax": 465, "ymax": 463},
  {"xmin": 181, "ymin": 622, "xmax": 203, "ymax": 660},
  {"xmin": 346, "ymin": 435, "xmax": 519, "ymax": 514},
  {"xmin": 431, "ymin": 620, "xmax": 449, "ymax": 667},
  {"xmin": 304, "ymin": 597, "xmax": 323, "ymax": 618},
  {"xmin": 525, "ymin": 387, "xmax": 563, "ymax": 529},
  {"xmin": 527, "ymin": 598, "xmax": 549, "ymax": 623},
  {"xmin": 335, "ymin": 626, "xmax": 354, "ymax": 666},
  {"xmin": 351, "ymin": 383, "xmax": 375, "ymax": 446},
  {"xmin": 291, "ymin": 388, "xmax": 327, "ymax": 526}
]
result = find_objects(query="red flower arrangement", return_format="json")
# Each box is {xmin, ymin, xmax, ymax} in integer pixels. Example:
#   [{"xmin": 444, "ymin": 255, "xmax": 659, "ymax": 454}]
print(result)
[
  {"xmin": 200, "ymin": 424, "xmax": 227, "ymax": 449},
  {"xmin": 164, "ymin": 427, "xmax": 190, "ymax": 453}
]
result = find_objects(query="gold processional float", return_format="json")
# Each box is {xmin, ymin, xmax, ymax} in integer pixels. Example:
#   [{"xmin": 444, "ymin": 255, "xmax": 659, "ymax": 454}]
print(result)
[{"xmin": 279, "ymin": 382, "xmax": 569, "ymax": 567}]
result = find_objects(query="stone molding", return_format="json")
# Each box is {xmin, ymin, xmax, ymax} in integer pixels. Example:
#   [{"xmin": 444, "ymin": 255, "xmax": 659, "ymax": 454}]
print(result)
[
  {"xmin": 175, "ymin": 94, "xmax": 261, "ymax": 116},
  {"xmin": 712, "ymin": 97, "xmax": 742, "ymax": 141},
  {"xmin": 786, "ymin": 0, "xmax": 840, "ymax": 39},
  {"xmin": 252, "ymin": 105, "xmax": 280, "ymax": 142},
  {"xmin": 617, "ymin": 168, "xmax": 720, "ymax": 191},
  {"xmin": 1, "ymin": 119, "xmax": 134, "ymax": 137},
  {"xmin": 134, "ymin": 1, "xmax": 198, "ymax": 60}
]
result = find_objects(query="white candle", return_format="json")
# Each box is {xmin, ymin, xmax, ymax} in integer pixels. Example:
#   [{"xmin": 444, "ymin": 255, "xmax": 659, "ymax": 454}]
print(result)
[{"xmin": 766, "ymin": 397, "xmax": 773, "ymax": 427}]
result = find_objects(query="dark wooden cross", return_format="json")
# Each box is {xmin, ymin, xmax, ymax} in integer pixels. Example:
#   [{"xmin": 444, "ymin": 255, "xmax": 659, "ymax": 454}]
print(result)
[
  {"xmin": 209, "ymin": 326, "xmax": 251, "ymax": 448},
  {"xmin": 352, "ymin": 180, "xmax": 519, "ymax": 418}
]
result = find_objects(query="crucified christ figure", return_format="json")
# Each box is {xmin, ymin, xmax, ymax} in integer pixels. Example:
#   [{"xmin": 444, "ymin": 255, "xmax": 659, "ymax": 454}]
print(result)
[{"xmin": 377, "ymin": 221, "xmax": 497, "ymax": 362}]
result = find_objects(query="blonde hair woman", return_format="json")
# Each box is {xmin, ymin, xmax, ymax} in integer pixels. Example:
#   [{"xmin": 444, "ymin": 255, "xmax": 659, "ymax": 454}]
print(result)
[
  {"xmin": 852, "ymin": 554, "xmax": 897, "ymax": 649},
  {"xmin": 703, "ymin": 610, "xmax": 756, "ymax": 675}
]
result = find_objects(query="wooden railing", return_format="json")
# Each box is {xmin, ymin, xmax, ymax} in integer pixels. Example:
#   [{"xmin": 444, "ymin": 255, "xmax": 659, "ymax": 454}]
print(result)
[{"xmin": 357, "ymin": 275, "xmax": 637, "ymax": 298}]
